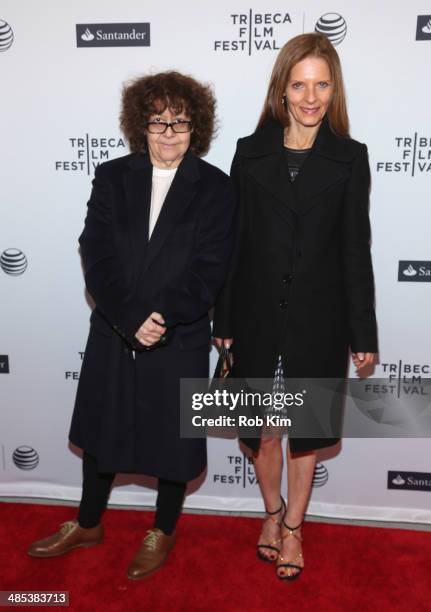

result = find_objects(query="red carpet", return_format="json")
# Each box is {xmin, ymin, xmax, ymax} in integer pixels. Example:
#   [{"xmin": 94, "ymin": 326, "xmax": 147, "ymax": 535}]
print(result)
[{"xmin": 0, "ymin": 502, "xmax": 430, "ymax": 611}]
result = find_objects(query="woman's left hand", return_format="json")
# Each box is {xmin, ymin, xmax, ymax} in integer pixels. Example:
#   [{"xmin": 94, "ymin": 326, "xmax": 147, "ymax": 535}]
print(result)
[
  {"xmin": 351, "ymin": 352, "xmax": 376, "ymax": 372},
  {"xmin": 135, "ymin": 312, "xmax": 166, "ymax": 347}
]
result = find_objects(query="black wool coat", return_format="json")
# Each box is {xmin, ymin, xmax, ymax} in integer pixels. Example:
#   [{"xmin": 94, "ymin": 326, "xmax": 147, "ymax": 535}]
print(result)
[
  {"xmin": 213, "ymin": 118, "xmax": 378, "ymax": 452},
  {"xmin": 69, "ymin": 150, "xmax": 235, "ymax": 480}
]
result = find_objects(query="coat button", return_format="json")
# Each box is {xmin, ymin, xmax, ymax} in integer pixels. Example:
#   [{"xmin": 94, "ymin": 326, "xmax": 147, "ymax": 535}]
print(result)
[
  {"xmin": 279, "ymin": 299, "xmax": 288, "ymax": 309},
  {"xmin": 282, "ymin": 274, "xmax": 293, "ymax": 284},
  {"xmin": 297, "ymin": 250, "xmax": 302, "ymax": 258}
]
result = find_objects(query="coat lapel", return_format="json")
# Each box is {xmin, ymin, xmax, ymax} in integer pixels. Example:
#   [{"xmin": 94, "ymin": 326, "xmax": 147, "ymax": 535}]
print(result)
[
  {"xmin": 124, "ymin": 151, "xmax": 200, "ymax": 275},
  {"xmin": 241, "ymin": 120, "xmax": 299, "ymax": 223},
  {"xmin": 123, "ymin": 154, "xmax": 152, "ymax": 268},
  {"xmin": 144, "ymin": 150, "xmax": 200, "ymax": 272},
  {"xmin": 292, "ymin": 120, "xmax": 351, "ymax": 214},
  {"xmin": 248, "ymin": 153, "xmax": 299, "ymax": 222},
  {"xmin": 240, "ymin": 117, "xmax": 353, "ymax": 217}
]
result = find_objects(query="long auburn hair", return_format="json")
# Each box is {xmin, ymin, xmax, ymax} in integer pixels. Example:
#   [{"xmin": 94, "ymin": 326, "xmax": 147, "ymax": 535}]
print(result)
[{"xmin": 257, "ymin": 33, "xmax": 349, "ymax": 137}]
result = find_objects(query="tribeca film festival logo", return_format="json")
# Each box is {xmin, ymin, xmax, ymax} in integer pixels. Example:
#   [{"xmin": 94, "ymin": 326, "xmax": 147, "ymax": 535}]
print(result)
[
  {"xmin": 388, "ymin": 471, "xmax": 431, "ymax": 492},
  {"xmin": 76, "ymin": 23, "xmax": 150, "ymax": 48},
  {"xmin": 212, "ymin": 456, "xmax": 328, "ymax": 488},
  {"xmin": 315, "ymin": 13, "xmax": 347, "ymax": 46},
  {"xmin": 65, "ymin": 351, "xmax": 84, "ymax": 381},
  {"xmin": 55, "ymin": 135, "xmax": 126, "ymax": 175},
  {"xmin": 214, "ymin": 11, "xmax": 294, "ymax": 54},
  {"xmin": 0, "ymin": 355, "xmax": 9, "ymax": 374},
  {"xmin": 376, "ymin": 134, "xmax": 431, "ymax": 176},
  {"xmin": 12, "ymin": 446, "xmax": 39, "ymax": 470},
  {"xmin": 364, "ymin": 360, "xmax": 429, "ymax": 399},
  {"xmin": 398, "ymin": 261, "xmax": 431, "ymax": 283},
  {"xmin": 351, "ymin": 360, "xmax": 430, "ymax": 432},
  {"xmin": 0, "ymin": 249, "xmax": 28, "ymax": 275},
  {"xmin": 0, "ymin": 19, "xmax": 14, "ymax": 52},
  {"xmin": 416, "ymin": 15, "xmax": 431, "ymax": 41},
  {"xmin": 212, "ymin": 454, "xmax": 257, "ymax": 486}
]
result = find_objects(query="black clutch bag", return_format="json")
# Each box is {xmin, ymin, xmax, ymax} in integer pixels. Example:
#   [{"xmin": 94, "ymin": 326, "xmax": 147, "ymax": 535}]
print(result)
[{"xmin": 209, "ymin": 344, "xmax": 233, "ymax": 392}]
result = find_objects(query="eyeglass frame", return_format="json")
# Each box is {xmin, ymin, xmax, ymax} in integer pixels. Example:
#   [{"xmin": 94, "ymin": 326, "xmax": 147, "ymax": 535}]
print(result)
[{"xmin": 145, "ymin": 120, "xmax": 193, "ymax": 134}]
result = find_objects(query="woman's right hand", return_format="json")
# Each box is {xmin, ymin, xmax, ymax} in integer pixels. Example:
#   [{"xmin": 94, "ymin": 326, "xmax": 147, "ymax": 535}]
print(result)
[
  {"xmin": 214, "ymin": 337, "xmax": 233, "ymax": 349},
  {"xmin": 135, "ymin": 312, "xmax": 167, "ymax": 347}
]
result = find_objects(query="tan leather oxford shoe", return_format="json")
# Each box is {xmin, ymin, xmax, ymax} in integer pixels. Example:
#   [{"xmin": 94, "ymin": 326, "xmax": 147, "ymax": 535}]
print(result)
[
  {"xmin": 127, "ymin": 528, "xmax": 176, "ymax": 580},
  {"xmin": 28, "ymin": 519, "xmax": 103, "ymax": 558}
]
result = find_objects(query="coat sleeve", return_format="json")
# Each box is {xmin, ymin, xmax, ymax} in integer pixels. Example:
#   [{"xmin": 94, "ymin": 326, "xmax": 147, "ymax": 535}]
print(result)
[
  {"xmin": 343, "ymin": 144, "xmax": 378, "ymax": 353},
  {"xmin": 152, "ymin": 177, "xmax": 236, "ymax": 327},
  {"xmin": 79, "ymin": 164, "xmax": 155, "ymax": 345},
  {"xmin": 211, "ymin": 150, "xmax": 245, "ymax": 338}
]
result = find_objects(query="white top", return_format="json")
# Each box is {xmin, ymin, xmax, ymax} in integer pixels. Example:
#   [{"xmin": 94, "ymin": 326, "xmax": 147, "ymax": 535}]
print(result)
[{"xmin": 148, "ymin": 166, "xmax": 178, "ymax": 238}]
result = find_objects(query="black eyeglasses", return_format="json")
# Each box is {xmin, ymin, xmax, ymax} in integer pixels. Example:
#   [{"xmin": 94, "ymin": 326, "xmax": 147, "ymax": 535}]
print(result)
[{"xmin": 146, "ymin": 120, "xmax": 192, "ymax": 134}]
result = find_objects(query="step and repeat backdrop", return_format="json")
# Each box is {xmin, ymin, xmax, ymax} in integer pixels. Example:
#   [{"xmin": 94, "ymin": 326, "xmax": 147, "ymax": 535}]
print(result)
[{"xmin": 1, "ymin": 1, "xmax": 430, "ymax": 522}]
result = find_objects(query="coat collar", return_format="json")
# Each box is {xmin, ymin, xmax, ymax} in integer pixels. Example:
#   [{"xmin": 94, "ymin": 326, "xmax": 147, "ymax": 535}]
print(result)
[
  {"xmin": 127, "ymin": 148, "xmax": 201, "ymax": 182},
  {"xmin": 123, "ymin": 150, "xmax": 200, "ymax": 274},
  {"xmin": 238, "ymin": 116, "xmax": 353, "ymax": 215},
  {"xmin": 239, "ymin": 115, "xmax": 355, "ymax": 163}
]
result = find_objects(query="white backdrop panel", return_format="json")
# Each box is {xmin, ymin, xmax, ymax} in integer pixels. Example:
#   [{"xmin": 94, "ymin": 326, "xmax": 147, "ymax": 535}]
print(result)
[{"xmin": 1, "ymin": 0, "xmax": 430, "ymax": 522}]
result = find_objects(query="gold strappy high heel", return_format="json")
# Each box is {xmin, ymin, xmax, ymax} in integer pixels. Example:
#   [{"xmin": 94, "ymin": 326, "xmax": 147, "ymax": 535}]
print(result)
[
  {"xmin": 276, "ymin": 520, "xmax": 304, "ymax": 581},
  {"xmin": 256, "ymin": 497, "xmax": 286, "ymax": 563}
]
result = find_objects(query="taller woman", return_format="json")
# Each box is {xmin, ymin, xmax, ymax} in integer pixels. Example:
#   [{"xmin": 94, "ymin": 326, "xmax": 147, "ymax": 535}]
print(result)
[{"xmin": 213, "ymin": 34, "xmax": 378, "ymax": 580}]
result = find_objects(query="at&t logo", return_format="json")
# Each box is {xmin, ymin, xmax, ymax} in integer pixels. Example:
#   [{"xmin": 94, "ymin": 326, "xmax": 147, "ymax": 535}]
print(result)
[
  {"xmin": 12, "ymin": 446, "xmax": 39, "ymax": 470},
  {"xmin": 315, "ymin": 13, "xmax": 347, "ymax": 46},
  {"xmin": 312, "ymin": 463, "xmax": 328, "ymax": 487},
  {"xmin": 0, "ymin": 19, "xmax": 14, "ymax": 52},
  {"xmin": 0, "ymin": 249, "xmax": 28, "ymax": 275}
]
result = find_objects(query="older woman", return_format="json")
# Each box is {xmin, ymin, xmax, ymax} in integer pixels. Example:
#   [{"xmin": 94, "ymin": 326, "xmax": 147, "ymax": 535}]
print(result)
[
  {"xmin": 214, "ymin": 33, "xmax": 378, "ymax": 581},
  {"xmin": 28, "ymin": 71, "xmax": 234, "ymax": 579}
]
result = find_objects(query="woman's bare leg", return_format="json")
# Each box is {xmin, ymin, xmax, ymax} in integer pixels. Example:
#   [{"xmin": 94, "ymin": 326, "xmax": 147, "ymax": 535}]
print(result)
[
  {"xmin": 277, "ymin": 445, "xmax": 317, "ymax": 577},
  {"xmin": 253, "ymin": 434, "xmax": 284, "ymax": 561}
]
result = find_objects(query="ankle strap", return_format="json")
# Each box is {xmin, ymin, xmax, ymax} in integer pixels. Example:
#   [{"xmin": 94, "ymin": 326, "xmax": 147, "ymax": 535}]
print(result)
[
  {"xmin": 265, "ymin": 496, "xmax": 286, "ymax": 516},
  {"xmin": 282, "ymin": 520, "xmax": 303, "ymax": 532}
]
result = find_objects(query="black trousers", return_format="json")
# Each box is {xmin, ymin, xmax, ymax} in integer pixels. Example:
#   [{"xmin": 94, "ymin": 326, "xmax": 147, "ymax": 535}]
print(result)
[{"xmin": 77, "ymin": 452, "xmax": 186, "ymax": 535}]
